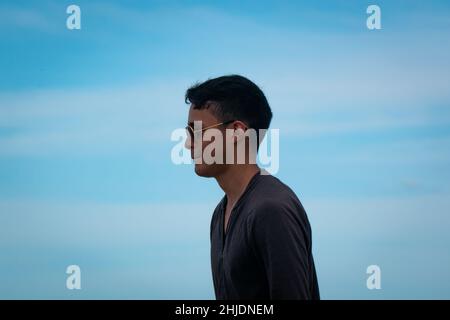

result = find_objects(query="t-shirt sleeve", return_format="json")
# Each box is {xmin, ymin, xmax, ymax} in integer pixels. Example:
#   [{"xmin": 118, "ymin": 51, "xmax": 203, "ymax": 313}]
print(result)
[{"xmin": 248, "ymin": 200, "xmax": 312, "ymax": 300}]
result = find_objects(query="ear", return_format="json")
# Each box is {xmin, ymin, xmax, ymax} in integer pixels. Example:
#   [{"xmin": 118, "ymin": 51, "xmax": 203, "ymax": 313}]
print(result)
[{"xmin": 232, "ymin": 121, "xmax": 248, "ymax": 143}]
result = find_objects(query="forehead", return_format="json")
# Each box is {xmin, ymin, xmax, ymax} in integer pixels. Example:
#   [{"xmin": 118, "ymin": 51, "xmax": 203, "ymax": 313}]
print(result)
[{"xmin": 187, "ymin": 105, "xmax": 219, "ymax": 124}]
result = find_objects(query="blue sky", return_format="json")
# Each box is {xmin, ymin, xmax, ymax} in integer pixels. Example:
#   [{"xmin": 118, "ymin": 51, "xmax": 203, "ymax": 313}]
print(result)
[{"xmin": 0, "ymin": 0, "xmax": 450, "ymax": 299}]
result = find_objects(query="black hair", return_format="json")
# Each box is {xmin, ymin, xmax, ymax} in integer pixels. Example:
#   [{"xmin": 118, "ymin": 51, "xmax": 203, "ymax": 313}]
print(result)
[{"xmin": 185, "ymin": 75, "xmax": 273, "ymax": 131}]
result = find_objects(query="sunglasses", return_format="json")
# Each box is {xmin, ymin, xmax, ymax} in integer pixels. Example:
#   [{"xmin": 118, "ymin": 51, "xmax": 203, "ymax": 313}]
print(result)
[{"xmin": 185, "ymin": 120, "xmax": 235, "ymax": 141}]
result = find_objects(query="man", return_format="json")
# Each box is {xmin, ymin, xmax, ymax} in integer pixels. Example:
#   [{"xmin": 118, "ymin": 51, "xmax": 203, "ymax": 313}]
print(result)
[{"xmin": 184, "ymin": 75, "xmax": 320, "ymax": 300}]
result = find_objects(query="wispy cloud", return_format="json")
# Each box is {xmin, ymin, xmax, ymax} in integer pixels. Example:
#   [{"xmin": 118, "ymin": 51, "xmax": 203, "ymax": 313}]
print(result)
[
  {"xmin": 0, "ymin": 200, "xmax": 216, "ymax": 299},
  {"xmin": 0, "ymin": 7, "xmax": 48, "ymax": 30},
  {"xmin": 1, "ymin": 74, "xmax": 449, "ymax": 156},
  {"xmin": 0, "ymin": 80, "xmax": 192, "ymax": 155},
  {"xmin": 1, "ymin": 195, "xmax": 449, "ymax": 299}
]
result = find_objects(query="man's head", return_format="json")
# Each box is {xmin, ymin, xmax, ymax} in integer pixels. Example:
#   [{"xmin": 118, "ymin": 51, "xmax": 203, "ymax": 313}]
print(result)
[{"xmin": 184, "ymin": 75, "xmax": 273, "ymax": 177}]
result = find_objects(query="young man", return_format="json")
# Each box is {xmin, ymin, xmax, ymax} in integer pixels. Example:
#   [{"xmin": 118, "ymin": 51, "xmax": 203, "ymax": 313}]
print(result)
[{"xmin": 184, "ymin": 75, "xmax": 320, "ymax": 300}]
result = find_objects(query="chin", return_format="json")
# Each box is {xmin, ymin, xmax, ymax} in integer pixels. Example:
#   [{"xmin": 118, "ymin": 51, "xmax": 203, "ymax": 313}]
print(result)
[
  {"xmin": 194, "ymin": 163, "xmax": 214, "ymax": 177},
  {"xmin": 194, "ymin": 162, "xmax": 224, "ymax": 178}
]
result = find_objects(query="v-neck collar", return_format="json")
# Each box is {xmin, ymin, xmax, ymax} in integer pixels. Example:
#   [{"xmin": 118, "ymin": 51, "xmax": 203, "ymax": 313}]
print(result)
[{"xmin": 220, "ymin": 169, "xmax": 261, "ymax": 247}]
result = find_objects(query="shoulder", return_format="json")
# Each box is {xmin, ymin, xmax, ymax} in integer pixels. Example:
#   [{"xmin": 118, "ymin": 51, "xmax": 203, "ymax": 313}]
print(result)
[
  {"xmin": 251, "ymin": 174, "xmax": 306, "ymax": 217},
  {"xmin": 254, "ymin": 174, "xmax": 300, "ymax": 201},
  {"xmin": 246, "ymin": 175, "xmax": 311, "ymax": 233},
  {"xmin": 247, "ymin": 197, "xmax": 300, "ymax": 227}
]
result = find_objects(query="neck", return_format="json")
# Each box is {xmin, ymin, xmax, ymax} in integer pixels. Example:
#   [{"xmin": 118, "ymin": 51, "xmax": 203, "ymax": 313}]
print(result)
[{"xmin": 215, "ymin": 164, "xmax": 260, "ymax": 206}]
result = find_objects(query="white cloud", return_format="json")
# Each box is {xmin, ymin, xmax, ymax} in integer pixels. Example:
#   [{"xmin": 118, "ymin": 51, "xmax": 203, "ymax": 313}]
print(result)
[
  {"xmin": 0, "ymin": 7, "xmax": 48, "ymax": 30},
  {"xmin": 1, "ymin": 73, "xmax": 449, "ymax": 156},
  {"xmin": 0, "ymin": 200, "xmax": 216, "ymax": 248},
  {"xmin": 0, "ymin": 80, "xmax": 192, "ymax": 156},
  {"xmin": 1, "ymin": 3, "xmax": 450, "ymax": 154}
]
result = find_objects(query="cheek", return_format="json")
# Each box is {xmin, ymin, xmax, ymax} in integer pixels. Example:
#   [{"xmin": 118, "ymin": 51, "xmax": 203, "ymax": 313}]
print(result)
[
  {"xmin": 193, "ymin": 135, "xmax": 230, "ymax": 162},
  {"xmin": 222, "ymin": 135, "xmax": 234, "ymax": 161},
  {"xmin": 191, "ymin": 138, "xmax": 204, "ymax": 158},
  {"xmin": 207, "ymin": 137, "xmax": 227, "ymax": 160}
]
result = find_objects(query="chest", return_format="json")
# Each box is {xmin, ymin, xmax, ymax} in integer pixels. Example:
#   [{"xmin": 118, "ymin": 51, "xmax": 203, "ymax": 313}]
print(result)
[
  {"xmin": 212, "ymin": 207, "xmax": 256, "ymax": 268},
  {"xmin": 224, "ymin": 205, "xmax": 233, "ymax": 235}
]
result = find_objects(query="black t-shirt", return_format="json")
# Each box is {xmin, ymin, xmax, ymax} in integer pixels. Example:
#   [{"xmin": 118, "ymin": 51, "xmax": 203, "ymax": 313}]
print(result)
[{"xmin": 210, "ymin": 171, "xmax": 320, "ymax": 300}]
